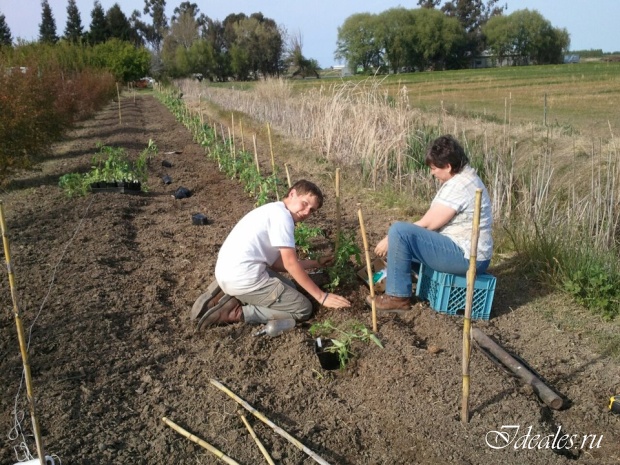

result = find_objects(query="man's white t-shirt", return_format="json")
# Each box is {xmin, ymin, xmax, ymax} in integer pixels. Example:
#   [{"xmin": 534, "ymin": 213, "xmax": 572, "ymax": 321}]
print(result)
[{"xmin": 215, "ymin": 201, "xmax": 295, "ymax": 295}]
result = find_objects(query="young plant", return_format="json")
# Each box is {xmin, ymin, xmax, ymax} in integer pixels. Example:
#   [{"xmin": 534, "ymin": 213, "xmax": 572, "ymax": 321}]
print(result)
[
  {"xmin": 325, "ymin": 230, "xmax": 362, "ymax": 291},
  {"xmin": 309, "ymin": 319, "xmax": 383, "ymax": 369},
  {"xmin": 295, "ymin": 222, "xmax": 324, "ymax": 257}
]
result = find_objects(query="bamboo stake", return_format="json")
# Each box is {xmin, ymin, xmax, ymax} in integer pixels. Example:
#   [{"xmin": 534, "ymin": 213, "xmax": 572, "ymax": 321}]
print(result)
[
  {"xmin": 231, "ymin": 113, "xmax": 236, "ymax": 154},
  {"xmin": 228, "ymin": 127, "xmax": 234, "ymax": 161},
  {"xmin": 239, "ymin": 414, "xmax": 275, "ymax": 465},
  {"xmin": 461, "ymin": 188, "xmax": 482, "ymax": 424},
  {"xmin": 116, "ymin": 82, "xmax": 121, "ymax": 125},
  {"xmin": 240, "ymin": 121, "xmax": 245, "ymax": 152},
  {"xmin": 210, "ymin": 379, "xmax": 332, "ymax": 465},
  {"xmin": 162, "ymin": 417, "xmax": 240, "ymax": 465},
  {"xmin": 252, "ymin": 134, "xmax": 260, "ymax": 174},
  {"xmin": 357, "ymin": 205, "xmax": 378, "ymax": 332},
  {"xmin": 0, "ymin": 202, "xmax": 46, "ymax": 465},
  {"xmin": 335, "ymin": 168, "xmax": 341, "ymax": 252},
  {"xmin": 284, "ymin": 164, "xmax": 292, "ymax": 188},
  {"xmin": 267, "ymin": 123, "xmax": 279, "ymax": 200}
]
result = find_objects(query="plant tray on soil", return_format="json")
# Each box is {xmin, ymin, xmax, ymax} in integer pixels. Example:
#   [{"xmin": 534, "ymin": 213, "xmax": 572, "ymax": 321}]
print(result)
[{"xmin": 90, "ymin": 181, "xmax": 142, "ymax": 194}]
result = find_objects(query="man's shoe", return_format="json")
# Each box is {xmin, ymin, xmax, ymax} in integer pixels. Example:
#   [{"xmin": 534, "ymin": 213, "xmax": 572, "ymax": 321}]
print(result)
[
  {"xmin": 197, "ymin": 297, "xmax": 244, "ymax": 331},
  {"xmin": 190, "ymin": 280, "xmax": 223, "ymax": 321},
  {"xmin": 365, "ymin": 294, "xmax": 411, "ymax": 312}
]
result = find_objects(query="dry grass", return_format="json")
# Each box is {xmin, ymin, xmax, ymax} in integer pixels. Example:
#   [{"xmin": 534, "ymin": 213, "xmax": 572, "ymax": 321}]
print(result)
[{"xmin": 176, "ymin": 73, "xmax": 620, "ymax": 256}]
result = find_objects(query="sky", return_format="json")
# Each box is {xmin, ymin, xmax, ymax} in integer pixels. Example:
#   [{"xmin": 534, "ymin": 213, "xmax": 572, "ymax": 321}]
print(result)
[{"xmin": 1, "ymin": 0, "xmax": 618, "ymax": 68}]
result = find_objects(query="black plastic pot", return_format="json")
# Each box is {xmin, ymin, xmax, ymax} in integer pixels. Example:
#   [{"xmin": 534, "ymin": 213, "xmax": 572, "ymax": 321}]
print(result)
[
  {"xmin": 162, "ymin": 160, "xmax": 173, "ymax": 168},
  {"xmin": 314, "ymin": 338, "xmax": 340, "ymax": 370},
  {"xmin": 192, "ymin": 213, "xmax": 208, "ymax": 225},
  {"xmin": 162, "ymin": 175, "xmax": 172, "ymax": 184},
  {"xmin": 173, "ymin": 186, "xmax": 191, "ymax": 199}
]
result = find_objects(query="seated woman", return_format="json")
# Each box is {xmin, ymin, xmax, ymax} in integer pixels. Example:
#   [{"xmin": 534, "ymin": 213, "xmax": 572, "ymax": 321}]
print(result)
[{"xmin": 370, "ymin": 135, "xmax": 493, "ymax": 311}]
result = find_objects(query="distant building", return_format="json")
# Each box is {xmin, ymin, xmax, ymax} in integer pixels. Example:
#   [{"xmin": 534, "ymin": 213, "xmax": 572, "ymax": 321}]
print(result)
[
  {"xmin": 332, "ymin": 64, "xmax": 353, "ymax": 77},
  {"xmin": 563, "ymin": 54, "xmax": 581, "ymax": 63}
]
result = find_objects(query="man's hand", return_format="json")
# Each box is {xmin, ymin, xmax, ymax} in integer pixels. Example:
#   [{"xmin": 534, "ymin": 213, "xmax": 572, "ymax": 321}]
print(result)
[
  {"xmin": 317, "ymin": 255, "xmax": 335, "ymax": 267},
  {"xmin": 374, "ymin": 236, "xmax": 388, "ymax": 257},
  {"xmin": 320, "ymin": 292, "xmax": 351, "ymax": 309}
]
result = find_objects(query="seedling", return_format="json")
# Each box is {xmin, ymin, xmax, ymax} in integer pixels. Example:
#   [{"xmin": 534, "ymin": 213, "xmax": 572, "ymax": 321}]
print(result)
[
  {"xmin": 309, "ymin": 319, "xmax": 383, "ymax": 369},
  {"xmin": 295, "ymin": 223, "xmax": 324, "ymax": 257},
  {"xmin": 325, "ymin": 230, "xmax": 362, "ymax": 291}
]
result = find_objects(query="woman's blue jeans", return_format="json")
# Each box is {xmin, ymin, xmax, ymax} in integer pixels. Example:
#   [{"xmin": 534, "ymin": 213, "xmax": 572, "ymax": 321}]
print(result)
[{"xmin": 386, "ymin": 222, "xmax": 490, "ymax": 297}]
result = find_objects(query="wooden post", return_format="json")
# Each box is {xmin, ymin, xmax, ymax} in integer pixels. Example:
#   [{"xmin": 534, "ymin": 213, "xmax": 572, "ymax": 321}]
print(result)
[
  {"xmin": 285, "ymin": 164, "xmax": 292, "ymax": 188},
  {"xmin": 267, "ymin": 123, "xmax": 279, "ymax": 200},
  {"xmin": 461, "ymin": 188, "xmax": 482, "ymax": 424},
  {"xmin": 116, "ymin": 82, "xmax": 121, "ymax": 125},
  {"xmin": 335, "ymin": 168, "xmax": 341, "ymax": 252},
  {"xmin": 472, "ymin": 329, "xmax": 564, "ymax": 409},
  {"xmin": 0, "ymin": 202, "xmax": 46, "ymax": 465},
  {"xmin": 252, "ymin": 134, "xmax": 260, "ymax": 174},
  {"xmin": 240, "ymin": 121, "xmax": 246, "ymax": 152},
  {"xmin": 358, "ymin": 205, "xmax": 378, "ymax": 332}
]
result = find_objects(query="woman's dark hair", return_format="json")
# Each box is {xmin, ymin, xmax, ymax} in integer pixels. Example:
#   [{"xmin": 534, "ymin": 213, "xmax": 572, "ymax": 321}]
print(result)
[
  {"xmin": 425, "ymin": 135, "xmax": 469, "ymax": 174},
  {"xmin": 287, "ymin": 179, "xmax": 324, "ymax": 208}
]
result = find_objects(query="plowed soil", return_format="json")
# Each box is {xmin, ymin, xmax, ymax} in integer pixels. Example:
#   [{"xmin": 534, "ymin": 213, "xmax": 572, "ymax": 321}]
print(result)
[{"xmin": 1, "ymin": 93, "xmax": 618, "ymax": 465}]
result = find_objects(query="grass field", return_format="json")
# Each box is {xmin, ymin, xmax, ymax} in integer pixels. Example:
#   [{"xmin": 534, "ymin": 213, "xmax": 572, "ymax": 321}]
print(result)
[{"xmin": 287, "ymin": 62, "xmax": 620, "ymax": 140}]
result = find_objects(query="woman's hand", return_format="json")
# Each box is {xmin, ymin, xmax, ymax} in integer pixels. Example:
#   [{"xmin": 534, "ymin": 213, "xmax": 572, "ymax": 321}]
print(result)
[{"xmin": 374, "ymin": 236, "xmax": 388, "ymax": 257}]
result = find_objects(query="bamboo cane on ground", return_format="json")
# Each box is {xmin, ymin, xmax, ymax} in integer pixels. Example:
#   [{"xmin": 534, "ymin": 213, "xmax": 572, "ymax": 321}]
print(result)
[
  {"xmin": 210, "ymin": 379, "xmax": 332, "ymax": 465},
  {"xmin": 357, "ymin": 205, "xmax": 378, "ymax": 332},
  {"xmin": 239, "ymin": 414, "xmax": 275, "ymax": 465},
  {"xmin": 461, "ymin": 188, "xmax": 482, "ymax": 424},
  {"xmin": 0, "ymin": 201, "xmax": 46, "ymax": 465},
  {"xmin": 162, "ymin": 417, "xmax": 240, "ymax": 465}
]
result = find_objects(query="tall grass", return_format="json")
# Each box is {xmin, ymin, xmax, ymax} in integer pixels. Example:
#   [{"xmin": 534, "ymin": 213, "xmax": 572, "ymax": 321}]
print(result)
[{"xmin": 177, "ymin": 76, "xmax": 620, "ymax": 318}]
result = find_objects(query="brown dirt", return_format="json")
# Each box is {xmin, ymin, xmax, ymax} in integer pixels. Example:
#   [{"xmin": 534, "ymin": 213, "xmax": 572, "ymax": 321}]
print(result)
[{"xmin": 1, "ymin": 93, "xmax": 619, "ymax": 465}]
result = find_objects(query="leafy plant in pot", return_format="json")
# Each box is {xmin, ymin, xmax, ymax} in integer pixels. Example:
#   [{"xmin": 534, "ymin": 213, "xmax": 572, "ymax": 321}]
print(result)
[{"xmin": 309, "ymin": 319, "xmax": 383, "ymax": 370}]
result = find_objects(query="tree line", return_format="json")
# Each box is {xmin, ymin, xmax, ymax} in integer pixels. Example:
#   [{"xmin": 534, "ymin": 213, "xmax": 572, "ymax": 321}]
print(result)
[
  {"xmin": 0, "ymin": 0, "xmax": 572, "ymax": 82},
  {"xmin": 0, "ymin": 0, "xmax": 317, "ymax": 82},
  {"xmin": 336, "ymin": 0, "xmax": 570, "ymax": 73}
]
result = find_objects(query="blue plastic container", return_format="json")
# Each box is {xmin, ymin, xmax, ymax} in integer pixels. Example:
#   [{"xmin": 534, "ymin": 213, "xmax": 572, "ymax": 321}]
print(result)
[{"xmin": 415, "ymin": 264, "xmax": 496, "ymax": 320}]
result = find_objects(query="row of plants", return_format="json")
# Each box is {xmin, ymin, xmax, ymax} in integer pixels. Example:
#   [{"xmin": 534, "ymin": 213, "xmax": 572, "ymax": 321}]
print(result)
[
  {"xmin": 0, "ymin": 40, "xmax": 153, "ymax": 180},
  {"xmin": 58, "ymin": 141, "xmax": 157, "ymax": 197},
  {"xmin": 155, "ymin": 86, "xmax": 364, "ymax": 293},
  {"xmin": 192, "ymin": 77, "xmax": 620, "ymax": 321}
]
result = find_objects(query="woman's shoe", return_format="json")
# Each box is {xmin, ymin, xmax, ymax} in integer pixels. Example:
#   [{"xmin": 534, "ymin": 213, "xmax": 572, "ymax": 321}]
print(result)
[{"xmin": 365, "ymin": 294, "xmax": 411, "ymax": 312}]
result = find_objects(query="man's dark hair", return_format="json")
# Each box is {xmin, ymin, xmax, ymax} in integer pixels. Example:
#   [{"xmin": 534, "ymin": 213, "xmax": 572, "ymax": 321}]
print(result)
[
  {"xmin": 287, "ymin": 180, "xmax": 324, "ymax": 209},
  {"xmin": 425, "ymin": 135, "xmax": 469, "ymax": 174}
]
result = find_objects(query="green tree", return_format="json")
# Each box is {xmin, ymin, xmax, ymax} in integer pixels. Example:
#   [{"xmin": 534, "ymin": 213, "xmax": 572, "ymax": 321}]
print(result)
[
  {"xmin": 106, "ymin": 3, "xmax": 141, "ymax": 45},
  {"xmin": 93, "ymin": 38, "xmax": 150, "ymax": 81},
  {"xmin": 87, "ymin": 1, "xmax": 109, "ymax": 45},
  {"xmin": 202, "ymin": 17, "xmax": 230, "ymax": 81},
  {"xmin": 410, "ymin": 7, "xmax": 466, "ymax": 70},
  {"xmin": 417, "ymin": 0, "xmax": 441, "ymax": 7},
  {"xmin": 441, "ymin": 0, "xmax": 505, "ymax": 61},
  {"xmin": 64, "ymin": 0, "xmax": 84, "ymax": 43},
  {"xmin": 286, "ymin": 32, "xmax": 320, "ymax": 78},
  {"xmin": 0, "ymin": 13, "xmax": 12, "ymax": 46},
  {"xmin": 143, "ymin": 0, "xmax": 167, "ymax": 51},
  {"xmin": 39, "ymin": 0, "xmax": 59, "ymax": 44},
  {"xmin": 161, "ymin": 9, "xmax": 199, "ymax": 76},
  {"xmin": 484, "ymin": 9, "xmax": 570, "ymax": 65},
  {"xmin": 375, "ymin": 8, "xmax": 416, "ymax": 73},
  {"xmin": 335, "ymin": 13, "xmax": 382, "ymax": 73}
]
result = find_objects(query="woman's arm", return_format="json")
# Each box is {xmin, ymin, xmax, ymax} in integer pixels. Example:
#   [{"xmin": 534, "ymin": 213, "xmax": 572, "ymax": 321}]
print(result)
[{"xmin": 415, "ymin": 203, "xmax": 457, "ymax": 230}]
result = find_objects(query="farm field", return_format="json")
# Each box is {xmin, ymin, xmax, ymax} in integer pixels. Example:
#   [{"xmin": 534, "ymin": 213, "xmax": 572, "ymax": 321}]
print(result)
[
  {"xmin": 0, "ymin": 93, "xmax": 619, "ymax": 465},
  {"xmin": 289, "ymin": 62, "xmax": 620, "ymax": 141}
]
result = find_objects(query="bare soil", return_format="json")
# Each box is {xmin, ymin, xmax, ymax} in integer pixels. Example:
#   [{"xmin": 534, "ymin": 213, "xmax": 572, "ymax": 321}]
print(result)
[{"xmin": 1, "ymin": 93, "xmax": 618, "ymax": 465}]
